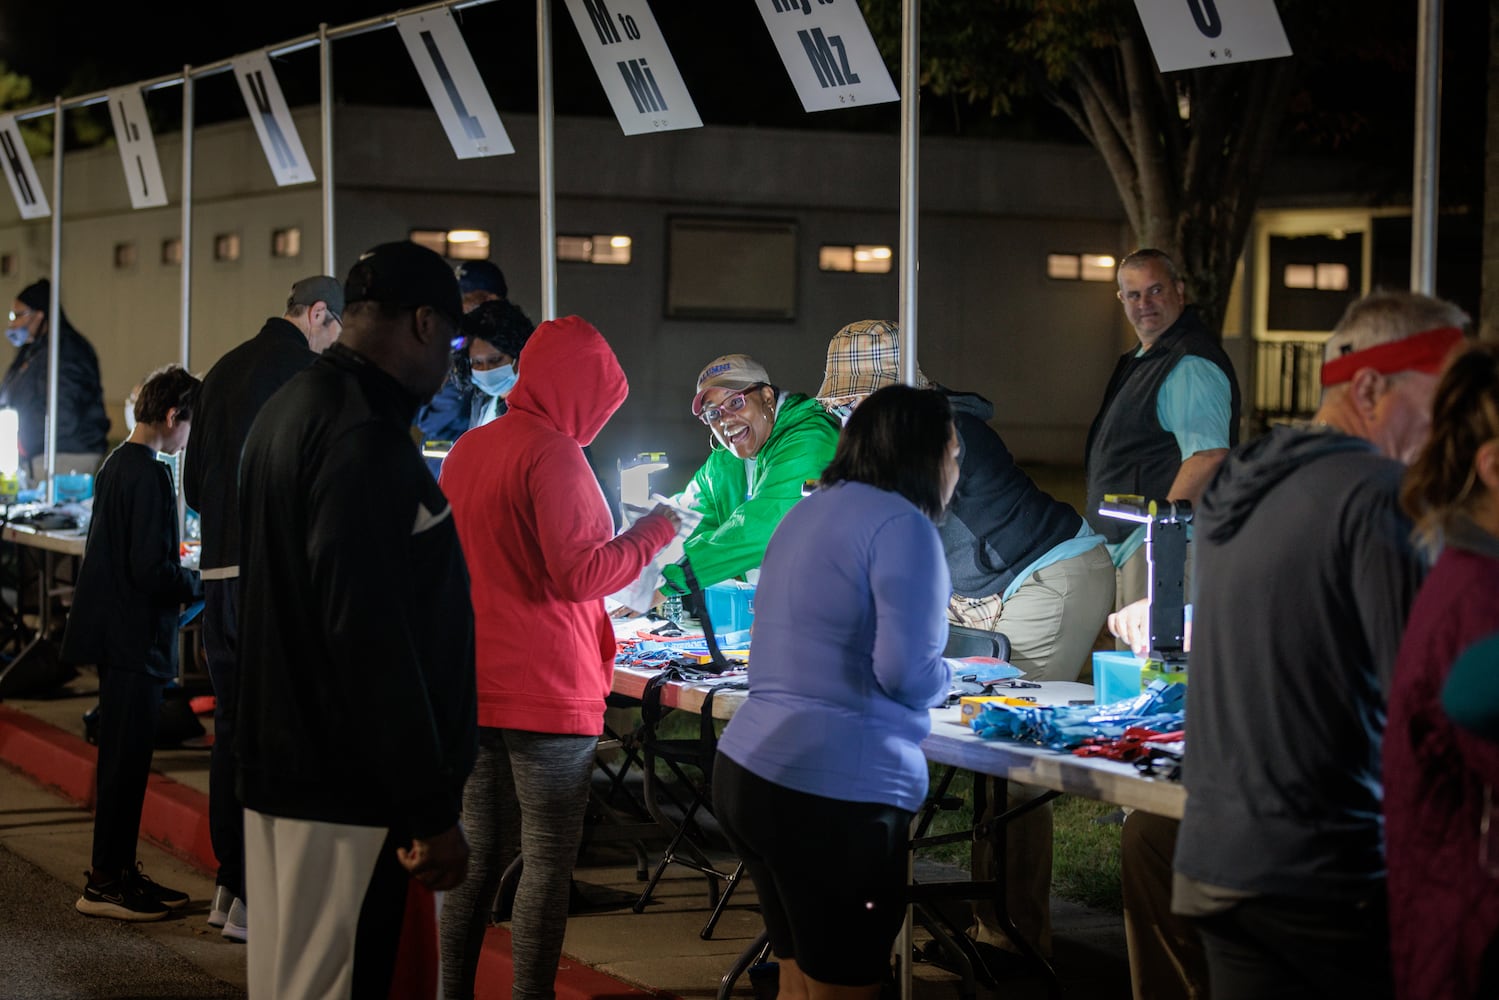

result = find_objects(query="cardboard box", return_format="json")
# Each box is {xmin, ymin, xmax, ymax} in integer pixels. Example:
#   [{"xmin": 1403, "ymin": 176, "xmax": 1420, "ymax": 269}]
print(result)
[{"xmin": 959, "ymin": 694, "xmax": 1037, "ymax": 723}]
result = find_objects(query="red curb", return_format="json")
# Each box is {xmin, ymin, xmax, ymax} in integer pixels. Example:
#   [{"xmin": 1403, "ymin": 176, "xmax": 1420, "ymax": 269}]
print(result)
[
  {"xmin": 476, "ymin": 926, "xmax": 662, "ymax": 1000},
  {"xmin": 2, "ymin": 705, "xmax": 674, "ymax": 1000},
  {"xmin": 0, "ymin": 704, "xmax": 97, "ymax": 806}
]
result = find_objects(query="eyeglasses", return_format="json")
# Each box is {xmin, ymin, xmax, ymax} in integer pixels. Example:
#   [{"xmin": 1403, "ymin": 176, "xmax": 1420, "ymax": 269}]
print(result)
[{"xmin": 698, "ymin": 389, "xmax": 755, "ymax": 425}]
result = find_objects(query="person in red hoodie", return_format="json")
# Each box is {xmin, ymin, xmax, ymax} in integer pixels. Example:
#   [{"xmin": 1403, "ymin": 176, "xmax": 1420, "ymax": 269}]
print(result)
[{"xmin": 437, "ymin": 315, "xmax": 680, "ymax": 1000}]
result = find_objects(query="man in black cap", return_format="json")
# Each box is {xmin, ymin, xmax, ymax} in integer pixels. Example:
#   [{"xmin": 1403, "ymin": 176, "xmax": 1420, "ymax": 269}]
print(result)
[
  {"xmin": 0, "ymin": 278, "xmax": 110, "ymax": 482},
  {"xmin": 415, "ymin": 258, "xmax": 511, "ymax": 474},
  {"xmin": 234, "ymin": 242, "xmax": 477, "ymax": 997},
  {"xmin": 180, "ymin": 273, "xmax": 343, "ymax": 944}
]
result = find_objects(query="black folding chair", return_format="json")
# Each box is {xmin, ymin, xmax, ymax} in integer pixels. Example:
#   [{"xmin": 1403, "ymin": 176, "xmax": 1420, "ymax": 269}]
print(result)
[{"xmin": 943, "ymin": 622, "xmax": 1012, "ymax": 661}]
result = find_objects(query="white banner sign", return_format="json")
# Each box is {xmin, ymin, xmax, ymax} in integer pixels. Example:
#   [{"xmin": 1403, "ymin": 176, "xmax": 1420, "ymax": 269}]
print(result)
[
  {"xmin": 0, "ymin": 116, "xmax": 48, "ymax": 219},
  {"xmin": 395, "ymin": 9, "xmax": 515, "ymax": 158},
  {"xmin": 1133, "ymin": 0, "xmax": 1292, "ymax": 73},
  {"xmin": 232, "ymin": 52, "xmax": 316, "ymax": 186},
  {"xmin": 562, "ymin": 0, "xmax": 702, "ymax": 136},
  {"xmin": 107, "ymin": 87, "xmax": 168, "ymax": 209},
  {"xmin": 753, "ymin": 0, "xmax": 898, "ymax": 113}
]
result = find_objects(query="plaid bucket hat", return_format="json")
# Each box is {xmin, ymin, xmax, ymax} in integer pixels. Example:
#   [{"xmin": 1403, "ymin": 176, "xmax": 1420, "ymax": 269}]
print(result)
[{"xmin": 815, "ymin": 320, "xmax": 930, "ymax": 404}]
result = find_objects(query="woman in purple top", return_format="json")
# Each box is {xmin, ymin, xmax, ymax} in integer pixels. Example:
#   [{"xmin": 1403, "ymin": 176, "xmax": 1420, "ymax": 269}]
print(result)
[{"xmin": 714, "ymin": 384, "xmax": 959, "ymax": 1000}]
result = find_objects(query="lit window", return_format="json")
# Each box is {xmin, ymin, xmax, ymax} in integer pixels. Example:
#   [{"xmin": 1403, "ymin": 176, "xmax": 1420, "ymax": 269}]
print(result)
[
  {"xmin": 1315, "ymin": 263, "xmax": 1349, "ymax": 291},
  {"xmin": 556, "ymin": 234, "xmax": 632, "ymax": 266},
  {"xmin": 409, "ymin": 228, "xmax": 492, "ymax": 261},
  {"xmin": 1080, "ymin": 254, "xmax": 1116, "ymax": 282},
  {"xmin": 113, "ymin": 242, "xmax": 137, "ymax": 269},
  {"xmin": 820, "ymin": 244, "xmax": 892, "ymax": 274},
  {"xmin": 161, "ymin": 238, "xmax": 183, "ymax": 265},
  {"xmin": 819, "ymin": 246, "xmax": 854, "ymax": 272},
  {"xmin": 214, "ymin": 233, "xmax": 241, "ymax": 262},
  {"xmin": 1047, "ymin": 253, "xmax": 1081, "ymax": 280},
  {"xmin": 272, "ymin": 227, "xmax": 301, "ymax": 258},
  {"xmin": 1284, "ymin": 264, "xmax": 1315, "ymax": 289}
]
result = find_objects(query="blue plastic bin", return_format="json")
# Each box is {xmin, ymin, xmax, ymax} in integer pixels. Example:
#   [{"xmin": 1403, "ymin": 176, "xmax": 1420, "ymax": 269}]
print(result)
[
  {"xmin": 1092, "ymin": 651, "xmax": 1146, "ymax": 706},
  {"xmin": 702, "ymin": 581, "xmax": 756, "ymax": 634}
]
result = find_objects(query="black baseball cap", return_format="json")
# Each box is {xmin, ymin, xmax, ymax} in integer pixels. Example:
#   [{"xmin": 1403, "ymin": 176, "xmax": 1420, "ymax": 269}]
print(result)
[
  {"xmin": 287, "ymin": 275, "xmax": 344, "ymax": 322},
  {"xmin": 455, "ymin": 259, "xmax": 507, "ymax": 299},
  {"xmin": 344, "ymin": 242, "xmax": 463, "ymax": 327}
]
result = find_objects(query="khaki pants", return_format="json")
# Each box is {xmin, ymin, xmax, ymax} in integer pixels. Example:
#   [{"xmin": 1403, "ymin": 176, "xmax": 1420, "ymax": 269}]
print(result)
[
  {"xmin": 946, "ymin": 544, "xmax": 1116, "ymax": 955},
  {"xmin": 1121, "ymin": 811, "xmax": 1208, "ymax": 1000}
]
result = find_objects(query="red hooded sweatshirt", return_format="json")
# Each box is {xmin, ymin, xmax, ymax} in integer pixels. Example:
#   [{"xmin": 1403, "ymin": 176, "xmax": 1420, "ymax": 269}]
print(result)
[{"xmin": 440, "ymin": 316, "xmax": 675, "ymax": 735}]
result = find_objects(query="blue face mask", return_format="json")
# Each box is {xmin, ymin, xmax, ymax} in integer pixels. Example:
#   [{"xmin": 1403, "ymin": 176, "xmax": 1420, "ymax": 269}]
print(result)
[
  {"xmin": 471, "ymin": 363, "xmax": 518, "ymax": 399},
  {"xmin": 5, "ymin": 326, "xmax": 29, "ymax": 348}
]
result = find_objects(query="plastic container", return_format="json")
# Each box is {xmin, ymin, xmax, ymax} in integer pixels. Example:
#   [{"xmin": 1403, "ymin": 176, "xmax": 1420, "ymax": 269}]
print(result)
[
  {"xmin": 1092, "ymin": 651, "xmax": 1146, "ymax": 706},
  {"xmin": 53, "ymin": 472, "xmax": 92, "ymax": 501},
  {"xmin": 702, "ymin": 581, "xmax": 756, "ymax": 634}
]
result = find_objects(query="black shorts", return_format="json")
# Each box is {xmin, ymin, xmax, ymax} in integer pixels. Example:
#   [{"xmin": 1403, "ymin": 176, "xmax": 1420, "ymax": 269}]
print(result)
[{"xmin": 712, "ymin": 752, "xmax": 913, "ymax": 986}]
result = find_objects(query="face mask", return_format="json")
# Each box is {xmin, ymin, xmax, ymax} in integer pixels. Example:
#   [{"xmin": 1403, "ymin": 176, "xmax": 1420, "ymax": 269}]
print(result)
[
  {"xmin": 5, "ymin": 326, "xmax": 28, "ymax": 348},
  {"xmin": 123, "ymin": 402, "xmax": 136, "ymax": 434},
  {"xmin": 471, "ymin": 363, "xmax": 518, "ymax": 399}
]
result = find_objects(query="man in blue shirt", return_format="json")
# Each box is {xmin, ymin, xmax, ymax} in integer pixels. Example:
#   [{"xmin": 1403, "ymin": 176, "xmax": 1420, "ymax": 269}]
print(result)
[{"xmin": 1084, "ymin": 249, "xmax": 1241, "ymax": 607}]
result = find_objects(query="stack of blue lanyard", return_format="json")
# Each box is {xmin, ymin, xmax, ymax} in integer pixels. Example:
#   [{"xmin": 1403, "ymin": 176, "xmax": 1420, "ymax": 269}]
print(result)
[{"xmin": 970, "ymin": 679, "xmax": 1186, "ymax": 752}]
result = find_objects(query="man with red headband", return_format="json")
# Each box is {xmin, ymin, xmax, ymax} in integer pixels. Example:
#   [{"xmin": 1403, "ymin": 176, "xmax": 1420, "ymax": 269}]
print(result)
[{"xmin": 1121, "ymin": 290, "xmax": 1467, "ymax": 999}]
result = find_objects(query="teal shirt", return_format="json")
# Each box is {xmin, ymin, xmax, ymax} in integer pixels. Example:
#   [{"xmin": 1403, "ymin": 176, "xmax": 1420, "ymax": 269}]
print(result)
[{"xmin": 1106, "ymin": 355, "xmax": 1231, "ymax": 568}]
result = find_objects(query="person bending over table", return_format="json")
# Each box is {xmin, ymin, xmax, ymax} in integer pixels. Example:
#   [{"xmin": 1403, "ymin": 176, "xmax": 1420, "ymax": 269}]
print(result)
[
  {"xmin": 713, "ymin": 384, "xmax": 959, "ymax": 1000},
  {"xmin": 633, "ymin": 353, "xmax": 838, "ymax": 612},
  {"xmin": 1384, "ymin": 341, "xmax": 1499, "ymax": 1000}
]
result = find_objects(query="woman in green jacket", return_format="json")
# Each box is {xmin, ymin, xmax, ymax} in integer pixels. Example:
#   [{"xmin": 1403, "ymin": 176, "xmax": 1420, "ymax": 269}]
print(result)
[{"xmin": 659, "ymin": 353, "xmax": 840, "ymax": 600}]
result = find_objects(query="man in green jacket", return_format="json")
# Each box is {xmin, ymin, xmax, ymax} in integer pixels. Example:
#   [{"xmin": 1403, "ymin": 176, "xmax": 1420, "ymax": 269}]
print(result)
[{"xmin": 660, "ymin": 354, "xmax": 839, "ymax": 599}]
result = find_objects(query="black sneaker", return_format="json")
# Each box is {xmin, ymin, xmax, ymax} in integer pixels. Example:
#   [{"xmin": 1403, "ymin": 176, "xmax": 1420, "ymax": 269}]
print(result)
[
  {"xmin": 123, "ymin": 863, "xmax": 190, "ymax": 910},
  {"xmin": 76, "ymin": 871, "xmax": 168, "ymax": 922}
]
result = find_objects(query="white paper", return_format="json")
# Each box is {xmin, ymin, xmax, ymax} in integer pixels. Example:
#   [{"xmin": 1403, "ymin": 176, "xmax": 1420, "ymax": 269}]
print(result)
[
  {"xmin": 0, "ymin": 115, "xmax": 48, "ymax": 219},
  {"xmin": 107, "ymin": 87, "xmax": 169, "ymax": 209},
  {"xmin": 233, "ymin": 52, "xmax": 316, "ymax": 186},
  {"xmin": 753, "ymin": 0, "xmax": 898, "ymax": 113},
  {"xmin": 395, "ymin": 9, "xmax": 515, "ymax": 158},
  {"xmin": 607, "ymin": 493, "xmax": 703, "ymax": 614},
  {"xmin": 562, "ymin": 0, "xmax": 702, "ymax": 136},
  {"xmin": 1132, "ymin": 0, "xmax": 1292, "ymax": 73}
]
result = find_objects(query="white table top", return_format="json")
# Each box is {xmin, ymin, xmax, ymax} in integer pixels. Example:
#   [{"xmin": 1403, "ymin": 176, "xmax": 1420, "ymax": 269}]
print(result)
[
  {"xmin": 609, "ymin": 662, "xmax": 1185, "ymax": 819},
  {"xmin": 2, "ymin": 522, "xmax": 86, "ymax": 556}
]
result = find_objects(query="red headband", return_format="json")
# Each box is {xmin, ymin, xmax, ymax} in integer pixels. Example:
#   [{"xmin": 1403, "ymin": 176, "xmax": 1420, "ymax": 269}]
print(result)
[{"xmin": 1319, "ymin": 326, "xmax": 1466, "ymax": 387}]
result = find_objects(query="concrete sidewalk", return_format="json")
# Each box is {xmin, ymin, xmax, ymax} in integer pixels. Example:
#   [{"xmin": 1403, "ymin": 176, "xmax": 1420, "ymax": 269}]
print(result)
[{"xmin": 0, "ymin": 668, "xmax": 1132, "ymax": 999}]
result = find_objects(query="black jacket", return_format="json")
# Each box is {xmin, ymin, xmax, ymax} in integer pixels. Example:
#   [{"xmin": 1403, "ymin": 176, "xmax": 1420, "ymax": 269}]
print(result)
[
  {"xmin": 235, "ymin": 344, "xmax": 477, "ymax": 838},
  {"xmin": 182, "ymin": 318, "xmax": 316, "ymax": 575},
  {"xmin": 0, "ymin": 315, "xmax": 110, "ymax": 461},
  {"xmin": 938, "ymin": 390, "xmax": 1082, "ymax": 598},
  {"xmin": 60, "ymin": 442, "xmax": 200, "ymax": 676}
]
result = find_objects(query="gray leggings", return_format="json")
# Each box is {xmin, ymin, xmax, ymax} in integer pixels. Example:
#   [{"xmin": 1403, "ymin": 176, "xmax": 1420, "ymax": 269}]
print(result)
[{"xmin": 440, "ymin": 727, "xmax": 598, "ymax": 1000}]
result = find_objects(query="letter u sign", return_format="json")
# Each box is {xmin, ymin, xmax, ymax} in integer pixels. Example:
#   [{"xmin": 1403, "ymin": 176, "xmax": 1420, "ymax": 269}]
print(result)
[{"xmin": 1186, "ymin": 0, "xmax": 1223, "ymax": 38}]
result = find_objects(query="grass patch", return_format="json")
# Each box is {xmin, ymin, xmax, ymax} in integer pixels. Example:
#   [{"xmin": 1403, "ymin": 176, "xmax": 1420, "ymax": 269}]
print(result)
[{"xmin": 630, "ymin": 709, "xmax": 1125, "ymax": 914}]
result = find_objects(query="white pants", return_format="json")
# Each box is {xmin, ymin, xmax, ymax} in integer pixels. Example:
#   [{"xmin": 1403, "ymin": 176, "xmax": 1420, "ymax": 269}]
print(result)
[{"xmin": 245, "ymin": 809, "xmax": 441, "ymax": 1000}]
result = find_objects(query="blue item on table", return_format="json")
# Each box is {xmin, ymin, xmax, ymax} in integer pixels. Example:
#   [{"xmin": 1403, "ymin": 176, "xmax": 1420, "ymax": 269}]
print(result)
[{"xmin": 703, "ymin": 581, "xmax": 756, "ymax": 633}]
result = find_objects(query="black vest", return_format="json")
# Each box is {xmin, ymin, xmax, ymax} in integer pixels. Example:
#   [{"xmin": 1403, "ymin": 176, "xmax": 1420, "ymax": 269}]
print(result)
[{"xmin": 1083, "ymin": 308, "xmax": 1241, "ymax": 544}]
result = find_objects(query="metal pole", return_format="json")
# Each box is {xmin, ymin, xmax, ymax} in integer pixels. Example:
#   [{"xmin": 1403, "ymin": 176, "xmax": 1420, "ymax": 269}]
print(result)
[
  {"xmin": 43, "ymin": 99, "xmax": 63, "ymax": 503},
  {"xmin": 320, "ymin": 23, "xmax": 337, "ymax": 276},
  {"xmin": 537, "ymin": 0, "xmax": 558, "ymax": 321},
  {"xmin": 180, "ymin": 67, "xmax": 194, "ymax": 370},
  {"xmin": 1411, "ymin": 0, "xmax": 1442, "ymax": 294},
  {"xmin": 897, "ymin": 0, "xmax": 919, "ymax": 385}
]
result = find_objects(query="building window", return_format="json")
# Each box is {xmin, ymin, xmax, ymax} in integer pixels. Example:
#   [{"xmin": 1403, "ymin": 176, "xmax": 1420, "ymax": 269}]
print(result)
[
  {"xmin": 0, "ymin": 253, "xmax": 14, "ymax": 277},
  {"xmin": 1283, "ymin": 262, "xmax": 1349, "ymax": 291},
  {"xmin": 557, "ymin": 234, "xmax": 632, "ymax": 266},
  {"xmin": 1047, "ymin": 252, "xmax": 1116, "ymax": 282},
  {"xmin": 214, "ymin": 233, "xmax": 241, "ymax": 262},
  {"xmin": 161, "ymin": 238, "xmax": 183, "ymax": 265},
  {"xmin": 272, "ymin": 227, "xmax": 301, "ymax": 258},
  {"xmin": 819, "ymin": 244, "xmax": 892, "ymax": 274},
  {"xmin": 113, "ymin": 242, "xmax": 137, "ymax": 270},
  {"xmin": 666, "ymin": 217, "xmax": 796, "ymax": 321},
  {"xmin": 409, "ymin": 228, "xmax": 490, "ymax": 261}
]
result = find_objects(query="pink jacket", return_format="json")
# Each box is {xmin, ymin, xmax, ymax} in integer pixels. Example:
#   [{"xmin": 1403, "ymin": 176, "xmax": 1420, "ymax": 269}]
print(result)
[{"xmin": 441, "ymin": 316, "xmax": 675, "ymax": 735}]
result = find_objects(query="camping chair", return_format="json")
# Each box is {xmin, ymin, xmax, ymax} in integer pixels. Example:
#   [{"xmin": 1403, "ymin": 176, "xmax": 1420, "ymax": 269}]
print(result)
[{"xmin": 943, "ymin": 622, "xmax": 1012, "ymax": 662}]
